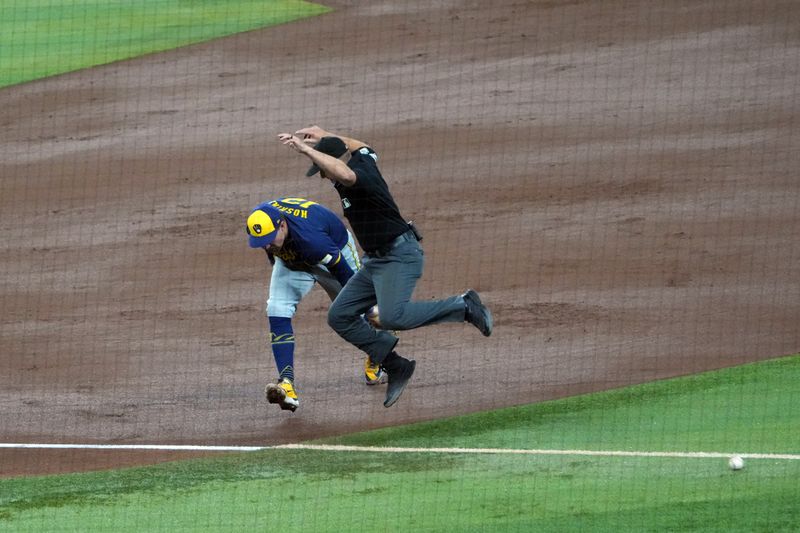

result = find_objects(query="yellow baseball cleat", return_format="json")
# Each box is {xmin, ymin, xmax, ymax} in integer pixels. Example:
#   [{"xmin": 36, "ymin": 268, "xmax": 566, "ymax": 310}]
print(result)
[
  {"xmin": 265, "ymin": 378, "xmax": 299, "ymax": 412},
  {"xmin": 364, "ymin": 357, "xmax": 386, "ymax": 385}
]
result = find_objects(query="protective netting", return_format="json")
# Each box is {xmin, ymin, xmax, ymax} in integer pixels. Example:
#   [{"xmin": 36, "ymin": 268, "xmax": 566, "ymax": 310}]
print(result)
[{"xmin": 1, "ymin": 0, "xmax": 798, "ymax": 529}]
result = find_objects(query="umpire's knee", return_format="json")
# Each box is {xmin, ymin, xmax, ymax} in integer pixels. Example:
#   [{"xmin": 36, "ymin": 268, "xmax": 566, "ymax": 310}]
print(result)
[
  {"xmin": 327, "ymin": 300, "xmax": 349, "ymax": 333},
  {"xmin": 376, "ymin": 307, "xmax": 411, "ymax": 331}
]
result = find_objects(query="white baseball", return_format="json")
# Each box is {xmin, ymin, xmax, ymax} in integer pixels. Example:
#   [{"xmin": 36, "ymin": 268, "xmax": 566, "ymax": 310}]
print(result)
[{"xmin": 728, "ymin": 456, "xmax": 744, "ymax": 470}]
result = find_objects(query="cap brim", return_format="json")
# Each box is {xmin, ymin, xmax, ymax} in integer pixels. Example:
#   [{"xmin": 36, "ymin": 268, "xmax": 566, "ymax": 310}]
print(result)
[
  {"xmin": 306, "ymin": 164, "xmax": 321, "ymax": 177},
  {"xmin": 248, "ymin": 232, "xmax": 277, "ymax": 248}
]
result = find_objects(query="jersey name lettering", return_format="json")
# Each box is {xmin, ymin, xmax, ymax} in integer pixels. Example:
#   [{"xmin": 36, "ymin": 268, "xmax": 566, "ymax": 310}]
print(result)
[{"xmin": 270, "ymin": 197, "xmax": 318, "ymax": 219}]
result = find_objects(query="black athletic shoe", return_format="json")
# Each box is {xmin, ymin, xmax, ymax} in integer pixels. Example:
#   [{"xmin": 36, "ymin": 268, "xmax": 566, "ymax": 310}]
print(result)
[
  {"xmin": 463, "ymin": 290, "xmax": 493, "ymax": 337},
  {"xmin": 382, "ymin": 355, "xmax": 416, "ymax": 408}
]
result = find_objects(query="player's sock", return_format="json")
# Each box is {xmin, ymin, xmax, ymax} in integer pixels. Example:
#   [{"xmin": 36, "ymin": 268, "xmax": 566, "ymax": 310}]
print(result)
[{"xmin": 269, "ymin": 316, "xmax": 295, "ymax": 383}]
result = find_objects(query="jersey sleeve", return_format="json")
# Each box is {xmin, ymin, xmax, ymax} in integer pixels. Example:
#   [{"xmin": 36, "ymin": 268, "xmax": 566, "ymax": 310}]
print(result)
[
  {"xmin": 302, "ymin": 219, "xmax": 354, "ymax": 286},
  {"xmin": 322, "ymin": 251, "xmax": 355, "ymax": 287}
]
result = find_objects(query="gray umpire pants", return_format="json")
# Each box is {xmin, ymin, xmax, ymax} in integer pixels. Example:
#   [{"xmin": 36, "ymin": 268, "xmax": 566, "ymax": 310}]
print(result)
[{"xmin": 327, "ymin": 235, "xmax": 466, "ymax": 364}]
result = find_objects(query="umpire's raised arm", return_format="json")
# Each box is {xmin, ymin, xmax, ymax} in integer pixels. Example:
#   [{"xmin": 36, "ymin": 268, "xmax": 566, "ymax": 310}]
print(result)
[{"xmin": 277, "ymin": 125, "xmax": 368, "ymax": 187}]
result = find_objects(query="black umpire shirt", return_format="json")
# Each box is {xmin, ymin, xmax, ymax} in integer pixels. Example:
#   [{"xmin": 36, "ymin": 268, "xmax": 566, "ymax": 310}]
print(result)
[{"xmin": 334, "ymin": 147, "xmax": 409, "ymax": 253}]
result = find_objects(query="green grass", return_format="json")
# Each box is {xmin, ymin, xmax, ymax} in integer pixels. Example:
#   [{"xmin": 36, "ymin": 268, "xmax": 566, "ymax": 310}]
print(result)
[
  {"xmin": 326, "ymin": 354, "xmax": 800, "ymax": 454},
  {"xmin": 1, "ymin": 355, "xmax": 799, "ymax": 531},
  {"xmin": 0, "ymin": 0, "xmax": 329, "ymax": 88}
]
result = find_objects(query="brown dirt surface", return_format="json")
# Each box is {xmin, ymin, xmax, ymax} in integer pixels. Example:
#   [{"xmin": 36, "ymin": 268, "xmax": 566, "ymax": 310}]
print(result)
[{"xmin": 2, "ymin": 0, "xmax": 799, "ymax": 476}]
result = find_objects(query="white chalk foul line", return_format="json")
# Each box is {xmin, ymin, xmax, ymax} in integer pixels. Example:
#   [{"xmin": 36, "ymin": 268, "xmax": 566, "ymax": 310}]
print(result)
[
  {"xmin": 0, "ymin": 443, "xmax": 264, "ymax": 452},
  {"xmin": 276, "ymin": 444, "xmax": 800, "ymax": 460},
  {"xmin": 1, "ymin": 442, "xmax": 799, "ymax": 460}
]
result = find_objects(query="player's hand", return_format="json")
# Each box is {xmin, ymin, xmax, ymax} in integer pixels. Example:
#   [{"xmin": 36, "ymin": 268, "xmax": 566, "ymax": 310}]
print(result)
[{"xmin": 294, "ymin": 125, "xmax": 329, "ymax": 144}]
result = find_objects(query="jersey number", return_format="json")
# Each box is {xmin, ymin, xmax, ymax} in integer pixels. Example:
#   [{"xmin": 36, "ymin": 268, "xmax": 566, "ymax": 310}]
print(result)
[{"xmin": 281, "ymin": 198, "xmax": 317, "ymax": 208}]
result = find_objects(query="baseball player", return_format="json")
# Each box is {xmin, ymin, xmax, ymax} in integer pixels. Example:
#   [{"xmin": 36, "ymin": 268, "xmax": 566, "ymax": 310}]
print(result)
[
  {"xmin": 277, "ymin": 126, "xmax": 493, "ymax": 408},
  {"xmin": 245, "ymin": 197, "xmax": 385, "ymax": 412}
]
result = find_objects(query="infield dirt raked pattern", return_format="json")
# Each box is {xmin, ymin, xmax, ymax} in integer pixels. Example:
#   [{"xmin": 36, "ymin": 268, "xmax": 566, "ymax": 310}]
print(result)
[{"xmin": 1, "ymin": 0, "xmax": 799, "ymax": 475}]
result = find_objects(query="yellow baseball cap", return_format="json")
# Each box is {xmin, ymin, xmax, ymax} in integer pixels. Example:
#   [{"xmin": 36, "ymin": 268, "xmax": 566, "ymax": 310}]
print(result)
[{"xmin": 246, "ymin": 204, "xmax": 282, "ymax": 248}]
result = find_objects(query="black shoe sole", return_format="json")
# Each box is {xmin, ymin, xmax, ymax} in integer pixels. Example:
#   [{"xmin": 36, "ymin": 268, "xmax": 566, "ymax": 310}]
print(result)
[
  {"xmin": 464, "ymin": 290, "xmax": 493, "ymax": 337},
  {"xmin": 480, "ymin": 308, "xmax": 493, "ymax": 337},
  {"xmin": 384, "ymin": 360, "xmax": 416, "ymax": 408}
]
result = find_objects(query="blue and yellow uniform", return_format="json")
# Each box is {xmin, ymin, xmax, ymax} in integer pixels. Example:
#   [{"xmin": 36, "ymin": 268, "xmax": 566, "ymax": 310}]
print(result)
[
  {"xmin": 246, "ymin": 197, "xmax": 375, "ymax": 406},
  {"xmin": 249, "ymin": 197, "xmax": 356, "ymax": 287}
]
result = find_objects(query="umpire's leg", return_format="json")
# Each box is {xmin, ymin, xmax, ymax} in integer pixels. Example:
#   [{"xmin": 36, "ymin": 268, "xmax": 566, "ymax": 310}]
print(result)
[
  {"xmin": 372, "ymin": 240, "xmax": 465, "ymax": 331},
  {"xmin": 328, "ymin": 264, "xmax": 399, "ymax": 365}
]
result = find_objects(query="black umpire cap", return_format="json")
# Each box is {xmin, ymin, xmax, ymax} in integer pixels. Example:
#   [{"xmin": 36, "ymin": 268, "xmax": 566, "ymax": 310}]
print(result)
[{"xmin": 306, "ymin": 136, "xmax": 348, "ymax": 176}]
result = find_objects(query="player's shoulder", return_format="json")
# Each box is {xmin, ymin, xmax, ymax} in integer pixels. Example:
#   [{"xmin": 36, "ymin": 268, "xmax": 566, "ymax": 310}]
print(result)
[
  {"xmin": 272, "ymin": 198, "xmax": 343, "ymax": 234},
  {"xmin": 270, "ymin": 197, "xmax": 324, "ymax": 219},
  {"xmin": 305, "ymin": 201, "xmax": 342, "ymax": 223}
]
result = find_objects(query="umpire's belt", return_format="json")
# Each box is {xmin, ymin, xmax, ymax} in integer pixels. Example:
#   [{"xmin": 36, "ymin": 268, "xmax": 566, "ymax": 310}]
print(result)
[{"xmin": 367, "ymin": 230, "xmax": 418, "ymax": 258}]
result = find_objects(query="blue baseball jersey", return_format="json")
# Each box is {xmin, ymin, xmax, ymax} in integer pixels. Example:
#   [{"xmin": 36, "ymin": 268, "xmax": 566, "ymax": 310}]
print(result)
[{"xmin": 258, "ymin": 197, "xmax": 350, "ymax": 271}]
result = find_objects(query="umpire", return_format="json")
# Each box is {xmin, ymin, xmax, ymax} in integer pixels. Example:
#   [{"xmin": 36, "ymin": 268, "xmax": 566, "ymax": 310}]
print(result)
[{"xmin": 278, "ymin": 126, "xmax": 493, "ymax": 408}]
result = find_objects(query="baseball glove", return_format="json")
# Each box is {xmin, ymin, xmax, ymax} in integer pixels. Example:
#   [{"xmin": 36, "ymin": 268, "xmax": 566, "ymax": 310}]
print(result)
[{"xmin": 366, "ymin": 305, "xmax": 382, "ymax": 329}]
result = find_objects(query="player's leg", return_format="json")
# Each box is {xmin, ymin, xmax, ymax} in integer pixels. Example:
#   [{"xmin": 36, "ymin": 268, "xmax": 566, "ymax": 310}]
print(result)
[{"xmin": 264, "ymin": 259, "xmax": 315, "ymax": 411}]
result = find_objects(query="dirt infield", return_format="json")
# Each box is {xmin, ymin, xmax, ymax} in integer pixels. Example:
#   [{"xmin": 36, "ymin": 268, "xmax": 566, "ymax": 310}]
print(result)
[{"xmin": 2, "ymin": 0, "xmax": 799, "ymax": 476}]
